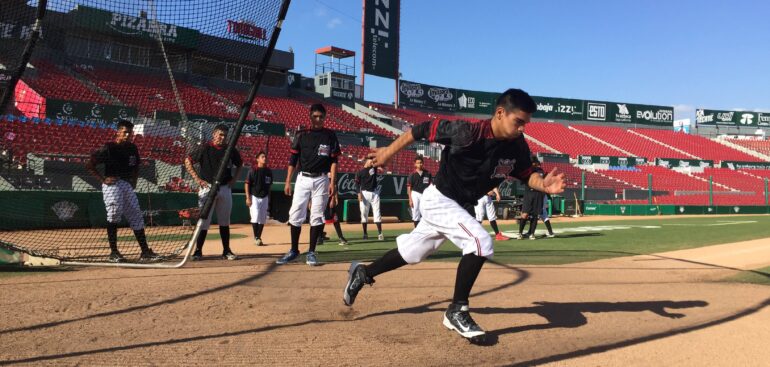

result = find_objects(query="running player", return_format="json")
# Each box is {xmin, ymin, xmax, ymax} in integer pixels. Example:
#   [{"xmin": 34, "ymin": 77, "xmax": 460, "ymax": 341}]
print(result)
[
  {"xmin": 245, "ymin": 151, "xmax": 272, "ymax": 246},
  {"xmin": 184, "ymin": 124, "xmax": 243, "ymax": 261},
  {"xmin": 342, "ymin": 89, "xmax": 565, "ymax": 343},
  {"xmin": 87, "ymin": 119, "xmax": 160, "ymax": 263},
  {"xmin": 356, "ymin": 158, "xmax": 383, "ymax": 240},
  {"xmin": 474, "ymin": 187, "xmax": 510, "ymax": 241},
  {"xmin": 407, "ymin": 156, "xmax": 432, "ymax": 228},
  {"xmin": 279, "ymin": 103, "xmax": 341, "ymax": 266}
]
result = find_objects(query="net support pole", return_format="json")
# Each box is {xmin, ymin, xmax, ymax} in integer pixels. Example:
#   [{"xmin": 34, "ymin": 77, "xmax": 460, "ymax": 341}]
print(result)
[
  {"xmin": 580, "ymin": 171, "xmax": 585, "ymax": 201},
  {"xmin": 0, "ymin": 1, "xmax": 47, "ymax": 114},
  {"xmin": 708, "ymin": 175, "xmax": 713, "ymax": 207},
  {"xmin": 194, "ymin": 0, "xmax": 292, "ymax": 248},
  {"xmin": 647, "ymin": 173, "xmax": 652, "ymax": 205},
  {"xmin": 765, "ymin": 178, "xmax": 768, "ymax": 207}
]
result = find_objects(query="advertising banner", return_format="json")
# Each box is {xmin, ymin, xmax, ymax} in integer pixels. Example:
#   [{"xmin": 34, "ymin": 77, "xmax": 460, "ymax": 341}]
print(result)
[
  {"xmin": 363, "ymin": 0, "xmax": 400, "ymax": 79},
  {"xmin": 46, "ymin": 99, "xmax": 138, "ymax": 124}
]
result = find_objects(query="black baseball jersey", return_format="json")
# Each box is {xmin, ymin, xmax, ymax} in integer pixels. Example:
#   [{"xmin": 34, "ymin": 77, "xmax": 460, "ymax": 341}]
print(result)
[
  {"xmin": 91, "ymin": 142, "xmax": 141, "ymax": 181},
  {"xmin": 246, "ymin": 167, "xmax": 273, "ymax": 198},
  {"xmin": 188, "ymin": 143, "xmax": 243, "ymax": 185},
  {"xmin": 407, "ymin": 170, "xmax": 432, "ymax": 194},
  {"xmin": 355, "ymin": 167, "xmax": 378, "ymax": 192},
  {"xmin": 289, "ymin": 128, "xmax": 341, "ymax": 174},
  {"xmin": 411, "ymin": 119, "xmax": 535, "ymax": 207}
]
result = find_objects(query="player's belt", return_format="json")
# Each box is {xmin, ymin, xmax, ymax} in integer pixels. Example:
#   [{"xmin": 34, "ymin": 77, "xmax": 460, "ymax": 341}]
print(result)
[{"xmin": 300, "ymin": 172, "xmax": 324, "ymax": 178}]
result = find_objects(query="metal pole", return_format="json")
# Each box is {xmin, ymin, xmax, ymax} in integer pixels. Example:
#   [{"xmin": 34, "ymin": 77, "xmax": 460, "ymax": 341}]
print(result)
[
  {"xmin": 765, "ymin": 178, "xmax": 768, "ymax": 207},
  {"xmin": 580, "ymin": 171, "xmax": 585, "ymax": 200},
  {"xmin": 0, "ymin": 1, "xmax": 47, "ymax": 114},
  {"xmin": 360, "ymin": 0, "xmax": 366, "ymax": 100},
  {"xmin": 648, "ymin": 173, "xmax": 652, "ymax": 205},
  {"xmin": 709, "ymin": 175, "xmax": 713, "ymax": 207}
]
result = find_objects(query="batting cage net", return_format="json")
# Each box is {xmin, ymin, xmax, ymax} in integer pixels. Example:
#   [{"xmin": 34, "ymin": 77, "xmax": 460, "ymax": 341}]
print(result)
[{"xmin": 0, "ymin": 0, "xmax": 289, "ymax": 265}]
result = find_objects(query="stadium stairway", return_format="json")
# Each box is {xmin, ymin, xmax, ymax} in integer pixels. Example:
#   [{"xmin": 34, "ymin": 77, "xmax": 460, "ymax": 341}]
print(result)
[
  {"xmin": 567, "ymin": 125, "xmax": 634, "ymax": 156},
  {"xmin": 715, "ymin": 138, "xmax": 770, "ymax": 161},
  {"xmin": 627, "ymin": 129, "xmax": 700, "ymax": 159},
  {"xmin": 523, "ymin": 133, "xmax": 561, "ymax": 154},
  {"xmin": 65, "ymin": 65, "xmax": 124, "ymax": 106}
]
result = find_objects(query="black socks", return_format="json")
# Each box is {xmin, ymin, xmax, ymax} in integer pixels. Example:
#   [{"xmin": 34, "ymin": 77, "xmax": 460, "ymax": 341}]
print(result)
[
  {"xmin": 453, "ymin": 253, "xmax": 487, "ymax": 304},
  {"xmin": 107, "ymin": 223, "xmax": 118, "ymax": 252},
  {"xmin": 252, "ymin": 223, "xmax": 264, "ymax": 239},
  {"xmin": 376, "ymin": 222, "xmax": 382, "ymax": 234},
  {"xmin": 308, "ymin": 224, "xmax": 324, "ymax": 252},
  {"xmin": 219, "ymin": 226, "xmax": 231, "ymax": 254},
  {"xmin": 365, "ymin": 248, "xmax": 407, "ymax": 278},
  {"xmin": 290, "ymin": 225, "xmax": 301, "ymax": 253},
  {"xmin": 489, "ymin": 220, "xmax": 500, "ymax": 235}
]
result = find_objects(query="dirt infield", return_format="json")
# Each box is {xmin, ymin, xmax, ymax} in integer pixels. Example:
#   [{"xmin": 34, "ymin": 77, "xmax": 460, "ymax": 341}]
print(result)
[{"xmin": 1, "ymin": 217, "xmax": 769, "ymax": 366}]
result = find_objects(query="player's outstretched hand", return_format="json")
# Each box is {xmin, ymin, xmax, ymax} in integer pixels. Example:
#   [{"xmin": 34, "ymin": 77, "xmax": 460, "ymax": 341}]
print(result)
[
  {"xmin": 103, "ymin": 176, "xmax": 118, "ymax": 185},
  {"xmin": 543, "ymin": 167, "xmax": 566, "ymax": 195},
  {"xmin": 284, "ymin": 182, "xmax": 292, "ymax": 196},
  {"xmin": 367, "ymin": 147, "xmax": 393, "ymax": 168}
]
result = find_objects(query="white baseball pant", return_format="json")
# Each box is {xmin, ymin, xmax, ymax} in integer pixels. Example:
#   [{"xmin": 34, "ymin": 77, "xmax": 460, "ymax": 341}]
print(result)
[
  {"xmin": 288, "ymin": 174, "xmax": 329, "ymax": 227},
  {"xmin": 474, "ymin": 195, "xmax": 497, "ymax": 222},
  {"xmin": 410, "ymin": 191, "xmax": 423, "ymax": 221},
  {"xmin": 249, "ymin": 195, "xmax": 269, "ymax": 224},
  {"xmin": 198, "ymin": 185, "xmax": 232, "ymax": 230},
  {"xmin": 396, "ymin": 185, "xmax": 494, "ymax": 264},
  {"xmin": 102, "ymin": 179, "xmax": 145, "ymax": 230},
  {"xmin": 359, "ymin": 190, "xmax": 381, "ymax": 223}
]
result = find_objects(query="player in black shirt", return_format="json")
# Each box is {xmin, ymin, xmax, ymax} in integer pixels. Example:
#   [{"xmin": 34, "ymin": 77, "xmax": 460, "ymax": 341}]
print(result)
[
  {"xmin": 518, "ymin": 156, "xmax": 553, "ymax": 239},
  {"xmin": 407, "ymin": 156, "xmax": 432, "ymax": 228},
  {"xmin": 185, "ymin": 124, "xmax": 243, "ymax": 261},
  {"xmin": 245, "ymin": 151, "xmax": 273, "ymax": 246},
  {"xmin": 280, "ymin": 103, "xmax": 341, "ymax": 266},
  {"xmin": 355, "ymin": 159, "xmax": 383, "ymax": 240},
  {"xmin": 87, "ymin": 120, "xmax": 160, "ymax": 263},
  {"xmin": 343, "ymin": 89, "xmax": 566, "ymax": 343}
]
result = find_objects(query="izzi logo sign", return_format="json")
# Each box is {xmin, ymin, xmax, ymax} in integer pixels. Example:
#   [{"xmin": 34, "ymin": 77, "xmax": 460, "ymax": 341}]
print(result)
[{"xmin": 587, "ymin": 103, "xmax": 606, "ymax": 121}]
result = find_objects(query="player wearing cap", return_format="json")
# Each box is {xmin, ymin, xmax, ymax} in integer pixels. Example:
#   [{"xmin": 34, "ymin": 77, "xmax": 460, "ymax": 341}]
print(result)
[{"xmin": 342, "ymin": 89, "xmax": 565, "ymax": 343}]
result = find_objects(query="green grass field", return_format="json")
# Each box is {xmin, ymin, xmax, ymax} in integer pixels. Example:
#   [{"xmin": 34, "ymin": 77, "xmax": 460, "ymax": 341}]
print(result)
[
  {"xmin": 724, "ymin": 266, "xmax": 770, "ymax": 286},
  {"xmin": 317, "ymin": 215, "xmax": 770, "ymax": 265}
]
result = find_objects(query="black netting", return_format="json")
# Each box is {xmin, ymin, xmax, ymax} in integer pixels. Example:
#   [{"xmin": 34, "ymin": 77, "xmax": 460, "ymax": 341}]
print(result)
[{"xmin": 0, "ymin": 0, "xmax": 288, "ymax": 263}]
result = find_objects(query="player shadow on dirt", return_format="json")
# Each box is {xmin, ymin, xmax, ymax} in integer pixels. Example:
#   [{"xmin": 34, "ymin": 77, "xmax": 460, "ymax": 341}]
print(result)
[
  {"xmin": 480, "ymin": 300, "xmax": 708, "ymax": 337},
  {"xmin": 0, "ymin": 263, "xmax": 281, "ymax": 336}
]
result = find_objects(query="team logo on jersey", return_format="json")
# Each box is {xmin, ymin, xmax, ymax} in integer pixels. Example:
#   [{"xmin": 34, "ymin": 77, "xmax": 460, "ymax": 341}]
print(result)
[
  {"xmin": 128, "ymin": 155, "xmax": 137, "ymax": 167},
  {"xmin": 369, "ymin": 168, "xmax": 375, "ymax": 175},
  {"xmin": 265, "ymin": 176, "xmax": 272, "ymax": 184},
  {"xmin": 422, "ymin": 177, "xmax": 430, "ymax": 184},
  {"xmin": 490, "ymin": 159, "xmax": 516, "ymax": 179},
  {"xmin": 318, "ymin": 144, "xmax": 330, "ymax": 157},
  {"xmin": 51, "ymin": 201, "xmax": 79, "ymax": 222}
]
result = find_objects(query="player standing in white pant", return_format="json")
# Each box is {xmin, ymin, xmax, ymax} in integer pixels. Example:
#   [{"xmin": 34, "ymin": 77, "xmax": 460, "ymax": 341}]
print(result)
[
  {"xmin": 356, "ymin": 159, "xmax": 383, "ymax": 240},
  {"xmin": 342, "ymin": 89, "xmax": 566, "ymax": 343},
  {"xmin": 87, "ymin": 120, "xmax": 160, "ymax": 263},
  {"xmin": 407, "ymin": 156, "xmax": 432, "ymax": 228},
  {"xmin": 474, "ymin": 187, "xmax": 510, "ymax": 241},
  {"xmin": 279, "ymin": 104, "xmax": 341, "ymax": 266},
  {"xmin": 185, "ymin": 124, "xmax": 243, "ymax": 261},
  {"xmin": 245, "ymin": 151, "xmax": 272, "ymax": 246}
]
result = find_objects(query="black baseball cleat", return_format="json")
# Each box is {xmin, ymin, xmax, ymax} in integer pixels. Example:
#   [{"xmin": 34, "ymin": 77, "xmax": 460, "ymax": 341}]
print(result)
[
  {"xmin": 343, "ymin": 261, "xmax": 374, "ymax": 306},
  {"xmin": 443, "ymin": 303, "xmax": 486, "ymax": 344},
  {"xmin": 139, "ymin": 249, "xmax": 162, "ymax": 262},
  {"xmin": 108, "ymin": 251, "xmax": 126, "ymax": 263}
]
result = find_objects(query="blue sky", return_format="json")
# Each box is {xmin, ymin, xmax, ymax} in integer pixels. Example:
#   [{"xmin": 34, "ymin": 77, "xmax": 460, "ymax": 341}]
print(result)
[{"xmin": 276, "ymin": 0, "xmax": 770, "ymax": 119}]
